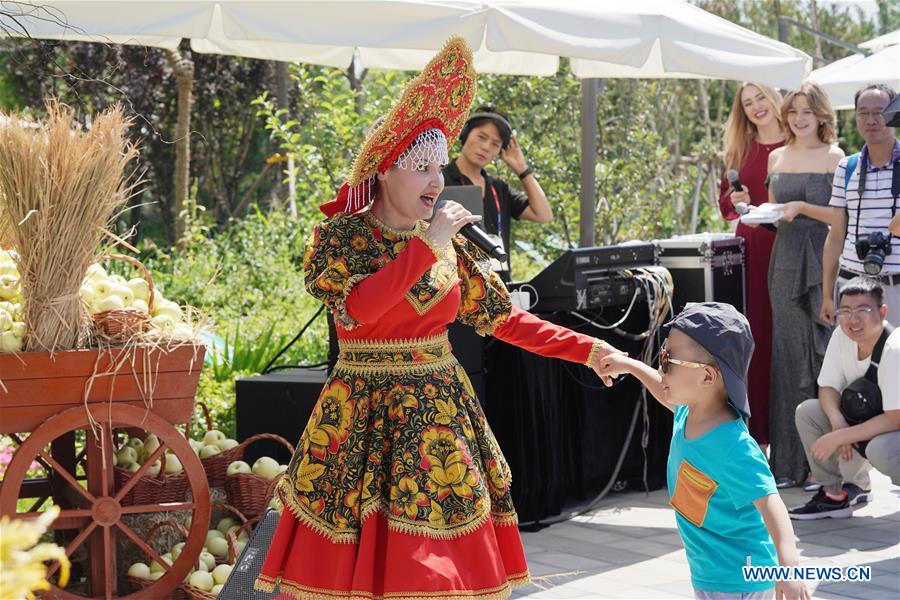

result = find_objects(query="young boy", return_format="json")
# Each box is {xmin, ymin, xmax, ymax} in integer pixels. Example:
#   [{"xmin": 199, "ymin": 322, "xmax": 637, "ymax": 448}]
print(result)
[{"xmin": 598, "ymin": 302, "xmax": 809, "ymax": 600}]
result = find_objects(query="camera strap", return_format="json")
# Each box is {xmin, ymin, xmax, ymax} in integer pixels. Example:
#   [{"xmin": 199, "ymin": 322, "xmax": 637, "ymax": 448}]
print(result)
[{"xmin": 854, "ymin": 153, "xmax": 899, "ymax": 245}]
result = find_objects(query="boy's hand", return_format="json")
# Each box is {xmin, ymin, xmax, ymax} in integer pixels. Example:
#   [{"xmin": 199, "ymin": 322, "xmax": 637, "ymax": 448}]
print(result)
[
  {"xmin": 776, "ymin": 578, "xmax": 810, "ymax": 600},
  {"xmin": 587, "ymin": 342, "xmax": 627, "ymax": 387},
  {"xmin": 591, "ymin": 352, "xmax": 635, "ymax": 387}
]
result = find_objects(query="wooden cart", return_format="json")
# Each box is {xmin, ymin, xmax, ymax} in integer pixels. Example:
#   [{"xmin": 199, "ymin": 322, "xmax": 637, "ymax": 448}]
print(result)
[{"xmin": 0, "ymin": 344, "xmax": 211, "ymax": 599}]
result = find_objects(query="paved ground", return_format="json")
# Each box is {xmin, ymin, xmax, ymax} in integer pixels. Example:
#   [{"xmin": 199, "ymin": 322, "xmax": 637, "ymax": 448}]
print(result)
[{"xmin": 511, "ymin": 471, "xmax": 899, "ymax": 599}]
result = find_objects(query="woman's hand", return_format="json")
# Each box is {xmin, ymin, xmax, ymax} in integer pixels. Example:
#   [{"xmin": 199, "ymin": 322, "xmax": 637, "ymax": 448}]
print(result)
[
  {"xmin": 424, "ymin": 201, "xmax": 482, "ymax": 247},
  {"xmin": 731, "ymin": 184, "xmax": 751, "ymax": 207},
  {"xmin": 773, "ymin": 201, "xmax": 804, "ymax": 222}
]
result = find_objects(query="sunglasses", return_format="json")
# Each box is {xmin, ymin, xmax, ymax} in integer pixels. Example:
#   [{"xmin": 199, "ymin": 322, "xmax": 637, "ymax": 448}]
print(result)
[{"xmin": 658, "ymin": 345, "xmax": 717, "ymax": 374}]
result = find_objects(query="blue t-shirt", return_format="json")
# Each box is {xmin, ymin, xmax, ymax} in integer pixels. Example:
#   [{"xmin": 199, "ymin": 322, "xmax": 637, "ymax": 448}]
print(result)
[{"xmin": 668, "ymin": 405, "xmax": 778, "ymax": 593}]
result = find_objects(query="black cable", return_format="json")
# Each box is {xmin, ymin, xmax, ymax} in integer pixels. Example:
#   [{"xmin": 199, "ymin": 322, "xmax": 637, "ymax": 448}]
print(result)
[{"xmin": 262, "ymin": 305, "xmax": 325, "ymax": 374}]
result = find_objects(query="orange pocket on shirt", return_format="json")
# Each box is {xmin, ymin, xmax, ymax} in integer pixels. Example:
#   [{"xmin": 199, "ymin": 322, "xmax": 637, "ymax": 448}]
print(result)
[{"xmin": 669, "ymin": 459, "xmax": 718, "ymax": 528}]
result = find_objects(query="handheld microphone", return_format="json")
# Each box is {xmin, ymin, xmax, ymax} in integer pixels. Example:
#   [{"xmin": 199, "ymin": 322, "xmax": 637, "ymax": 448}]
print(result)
[
  {"xmin": 431, "ymin": 198, "xmax": 508, "ymax": 263},
  {"xmin": 726, "ymin": 169, "xmax": 743, "ymax": 194}
]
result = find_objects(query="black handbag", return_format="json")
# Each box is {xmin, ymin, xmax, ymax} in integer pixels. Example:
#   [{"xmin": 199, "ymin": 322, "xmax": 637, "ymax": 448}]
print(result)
[{"xmin": 839, "ymin": 323, "xmax": 894, "ymax": 457}]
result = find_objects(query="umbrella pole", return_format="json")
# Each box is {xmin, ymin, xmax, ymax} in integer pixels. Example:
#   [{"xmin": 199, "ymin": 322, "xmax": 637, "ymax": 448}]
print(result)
[{"xmin": 579, "ymin": 78, "xmax": 599, "ymax": 248}]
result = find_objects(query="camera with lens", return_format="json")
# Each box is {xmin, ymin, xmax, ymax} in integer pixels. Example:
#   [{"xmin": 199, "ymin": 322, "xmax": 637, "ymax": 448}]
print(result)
[{"xmin": 855, "ymin": 230, "xmax": 893, "ymax": 275}]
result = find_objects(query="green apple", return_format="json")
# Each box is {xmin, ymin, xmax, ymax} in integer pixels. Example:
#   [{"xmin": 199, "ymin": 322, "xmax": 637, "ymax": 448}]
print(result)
[
  {"xmin": 126, "ymin": 437, "xmax": 144, "ymax": 451},
  {"xmin": 143, "ymin": 434, "xmax": 160, "ymax": 456},
  {"xmin": 216, "ymin": 517, "xmax": 238, "ymax": 535},
  {"xmin": 211, "ymin": 584, "xmax": 224, "ymax": 595},
  {"xmin": 202, "ymin": 430, "xmax": 226, "ymax": 445},
  {"xmin": 188, "ymin": 570, "xmax": 214, "ymax": 592},
  {"xmin": 130, "ymin": 298, "xmax": 149, "ymax": 314},
  {"xmin": 116, "ymin": 447, "xmax": 137, "ymax": 468},
  {"xmin": 84, "ymin": 263, "xmax": 107, "ymax": 282},
  {"xmin": 127, "ymin": 462, "xmax": 140, "ymax": 473},
  {"xmin": 145, "ymin": 459, "xmax": 161, "ymax": 477},
  {"xmin": 127, "ymin": 562, "xmax": 151, "ymax": 579},
  {"xmin": 164, "ymin": 454, "xmax": 183, "ymax": 475},
  {"xmin": 149, "ymin": 553, "xmax": 171, "ymax": 574},
  {"xmin": 0, "ymin": 330, "xmax": 23, "ymax": 353},
  {"xmin": 108, "ymin": 274, "xmax": 127, "ymax": 286},
  {"xmin": 205, "ymin": 529, "xmax": 225, "ymax": 545},
  {"xmin": 96, "ymin": 294, "xmax": 126, "ymax": 313},
  {"xmin": 108, "ymin": 283, "xmax": 134, "ymax": 306},
  {"xmin": 226, "ymin": 461, "xmax": 251, "ymax": 476},
  {"xmin": 199, "ymin": 551, "xmax": 216, "ymax": 572},
  {"xmin": 211, "ymin": 563, "xmax": 232, "ymax": 585},
  {"xmin": 171, "ymin": 542, "xmax": 185, "ymax": 561},
  {"xmin": 127, "ymin": 277, "xmax": 151, "ymax": 302},
  {"xmin": 148, "ymin": 571, "xmax": 164, "ymax": 581},
  {"xmin": 251, "ymin": 456, "xmax": 281, "ymax": 480},
  {"xmin": 216, "ymin": 438, "xmax": 239, "ymax": 451},
  {"xmin": 206, "ymin": 535, "xmax": 229, "ymax": 559},
  {"xmin": 199, "ymin": 445, "xmax": 221, "ymax": 459}
]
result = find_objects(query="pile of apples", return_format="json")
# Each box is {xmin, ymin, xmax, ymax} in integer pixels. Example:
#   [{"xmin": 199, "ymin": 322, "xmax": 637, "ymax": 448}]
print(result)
[
  {"xmin": 80, "ymin": 262, "xmax": 194, "ymax": 339},
  {"xmin": 226, "ymin": 456, "xmax": 288, "ymax": 480},
  {"xmin": 127, "ymin": 516, "xmax": 249, "ymax": 594},
  {"xmin": 0, "ymin": 249, "xmax": 25, "ymax": 353},
  {"xmin": 115, "ymin": 434, "xmax": 184, "ymax": 476},
  {"xmin": 190, "ymin": 429, "xmax": 239, "ymax": 459}
]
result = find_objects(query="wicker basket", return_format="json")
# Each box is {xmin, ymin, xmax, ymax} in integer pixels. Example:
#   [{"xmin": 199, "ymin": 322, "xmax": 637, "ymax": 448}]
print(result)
[
  {"xmin": 125, "ymin": 520, "xmax": 191, "ymax": 600},
  {"xmin": 225, "ymin": 516, "xmax": 259, "ymax": 563},
  {"xmin": 192, "ymin": 402, "xmax": 241, "ymax": 487},
  {"xmin": 114, "ymin": 463, "xmax": 189, "ymax": 506},
  {"xmin": 224, "ymin": 434, "xmax": 295, "ymax": 519},
  {"xmin": 92, "ymin": 253, "xmax": 155, "ymax": 340}
]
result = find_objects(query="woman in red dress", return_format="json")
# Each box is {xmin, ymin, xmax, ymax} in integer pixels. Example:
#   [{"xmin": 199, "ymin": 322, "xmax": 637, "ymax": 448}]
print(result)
[
  {"xmin": 254, "ymin": 38, "xmax": 619, "ymax": 600},
  {"xmin": 718, "ymin": 82, "xmax": 785, "ymax": 451}
]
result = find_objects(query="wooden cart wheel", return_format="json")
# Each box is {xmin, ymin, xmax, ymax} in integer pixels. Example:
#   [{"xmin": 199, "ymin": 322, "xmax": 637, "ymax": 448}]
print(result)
[{"xmin": 0, "ymin": 404, "xmax": 211, "ymax": 600}]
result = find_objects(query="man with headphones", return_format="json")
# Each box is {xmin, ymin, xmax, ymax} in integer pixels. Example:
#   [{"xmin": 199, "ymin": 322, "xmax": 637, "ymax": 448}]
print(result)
[{"xmin": 443, "ymin": 106, "xmax": 552, "ymax": 280}]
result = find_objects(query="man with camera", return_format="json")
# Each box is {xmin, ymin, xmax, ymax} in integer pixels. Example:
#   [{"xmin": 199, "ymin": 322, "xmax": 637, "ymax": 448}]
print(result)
[
  {"xmin": 821, "ymin": 84, "xmax": 900, "ymax": 325},
  {"xmin": 790, "ymin": 277, "xmax": 899, "ymax": 520}
]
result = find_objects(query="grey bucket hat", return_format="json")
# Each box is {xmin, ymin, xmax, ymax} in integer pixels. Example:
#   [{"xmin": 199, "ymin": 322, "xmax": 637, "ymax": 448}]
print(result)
[{"xmin": 662, "ymin": 302, "xmax": 755, "ymax": 418}]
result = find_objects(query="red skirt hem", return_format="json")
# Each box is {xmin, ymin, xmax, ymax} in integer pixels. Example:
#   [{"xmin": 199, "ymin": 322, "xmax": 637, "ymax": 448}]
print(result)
[{"xmin": 255, "ymin": 507, "xmax": 530, "ymax": 600}]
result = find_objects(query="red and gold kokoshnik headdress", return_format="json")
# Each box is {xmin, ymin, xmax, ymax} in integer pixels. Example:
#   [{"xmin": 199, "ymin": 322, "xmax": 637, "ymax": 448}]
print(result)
[{"xmin": 320, "ymin": 36, "xmax": 477, "ymax": 217}]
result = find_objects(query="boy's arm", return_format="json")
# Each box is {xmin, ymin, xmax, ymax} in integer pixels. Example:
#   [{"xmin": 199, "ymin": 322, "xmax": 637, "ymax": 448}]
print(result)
[
  {"xmin": 754, "ymin": 494, "xmax": 810, "ymax": 600},
  {"xmin": 599, "ymin": 355, "xmax": 673, "ymax": 412}
]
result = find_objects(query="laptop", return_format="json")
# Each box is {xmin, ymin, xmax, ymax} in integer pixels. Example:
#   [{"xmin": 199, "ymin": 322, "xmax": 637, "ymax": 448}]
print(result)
[{"xmin": 437, "ymin": 185, "xmax": 483, "ymax": 217}]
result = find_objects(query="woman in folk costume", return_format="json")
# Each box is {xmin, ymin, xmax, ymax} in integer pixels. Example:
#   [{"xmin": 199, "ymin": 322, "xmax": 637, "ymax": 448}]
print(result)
[{"xmin": 255, "ymin": 37, "xmax": 621, "ymax": 600}]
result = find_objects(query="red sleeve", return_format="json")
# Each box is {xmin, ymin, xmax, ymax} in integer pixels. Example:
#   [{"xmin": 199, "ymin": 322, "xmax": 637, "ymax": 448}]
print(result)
[
  {"xmin": 344, "ymin": 237, "xmax": 437, "ymax": 325},
  {"xmin": 492, "ymin": 306, "xmax": 599, "ymax": 364},
  {"xmin": 718, "ymin": 173, "xmax": 739, "ymax": 221}
]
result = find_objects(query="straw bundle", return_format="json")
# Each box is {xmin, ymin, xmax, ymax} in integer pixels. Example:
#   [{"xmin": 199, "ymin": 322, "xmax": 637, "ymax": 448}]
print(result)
[{"xmin": 0, "ymin": 101, "xmax": 139, "ymax": 351}]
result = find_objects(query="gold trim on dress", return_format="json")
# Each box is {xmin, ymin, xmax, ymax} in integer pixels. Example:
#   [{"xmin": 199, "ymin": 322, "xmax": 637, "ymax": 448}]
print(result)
[
  {"xmin": 255, "ymin": 570, "xmax": 530, "ymax": 600},
  {"xmin": 583, "ymin": 338, "xmax": 609, "ymax": 367},
  {"xmin": 334, "ymin": 273, "xmax": 370, "ymax": 330},
  {"xmin": 279, "ymin": 483, "xmax": 498, "ymax": 545},
  {"xmin": 415, "ymin": 231, "xmax": 448, "ymax": 262},
  {"xmin": 337, "ymin": 332, "xmax": 449, "ymax": 352},
  {"xmin": 334, "ymin": 332, "xmax": 458, "ymax": 375},
  {"xmin": 364, "ymin": 210, "xmax": 428, "ymax": 240}
]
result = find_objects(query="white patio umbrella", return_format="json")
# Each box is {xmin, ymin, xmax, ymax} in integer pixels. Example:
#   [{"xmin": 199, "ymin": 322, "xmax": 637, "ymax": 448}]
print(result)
[
  {"xmin": 2, "ymin": 0, "xmax": 812, "ymax": 244},
  {"xmin": 808, "ymin": 30, "xmax": 899, "ymax": 110}
]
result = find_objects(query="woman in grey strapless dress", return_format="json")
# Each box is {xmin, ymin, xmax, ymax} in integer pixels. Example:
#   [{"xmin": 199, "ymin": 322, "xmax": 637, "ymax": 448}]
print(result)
[{"xmin": 767, "ymin": 171, "xmax": 835, "ymax": 485}]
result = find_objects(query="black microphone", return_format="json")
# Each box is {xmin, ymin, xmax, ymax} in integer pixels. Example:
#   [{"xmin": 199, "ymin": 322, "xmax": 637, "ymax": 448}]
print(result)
[
  {"xmin": 431, "ymin": 198, "xmax": 508, "ymax": 262},
  {"xmin": 726, "ymin": 169, "xmax": 743, "ymax": 194}
]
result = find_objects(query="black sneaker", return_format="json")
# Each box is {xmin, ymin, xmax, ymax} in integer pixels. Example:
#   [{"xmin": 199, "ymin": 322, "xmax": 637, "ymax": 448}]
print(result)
[
  {"xmin": 788, "ymin": 489, "xmax": 852, "ymax": 520},
  {"xmin": 842, "ymin": 483, "xmax": 872, "ymax": 506}
]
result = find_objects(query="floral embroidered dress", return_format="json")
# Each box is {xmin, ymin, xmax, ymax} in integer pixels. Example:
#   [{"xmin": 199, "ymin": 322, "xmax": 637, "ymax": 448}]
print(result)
[{"xmin": 255, "ymin": 210, "xmax": 603, "ymax": 600}]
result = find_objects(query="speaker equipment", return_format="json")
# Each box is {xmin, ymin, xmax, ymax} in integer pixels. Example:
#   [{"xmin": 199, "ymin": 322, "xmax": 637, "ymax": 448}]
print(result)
[
  {"xmin": 528, "ymin": 243, "xmax": 657, "ymax": 312},
  {"xmin": 235, "ymin": 369, "xmax": 325, "ymax": 465},
  {"xmin": 655, "ymin": 233, "xmax": 746, "ymax": 315},
  {"xmin": 217, "ymin": 508, "xmax": 281, "ymax": 599}
]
